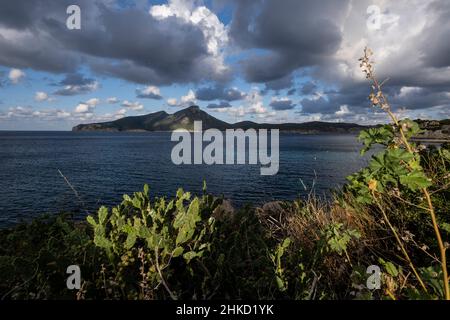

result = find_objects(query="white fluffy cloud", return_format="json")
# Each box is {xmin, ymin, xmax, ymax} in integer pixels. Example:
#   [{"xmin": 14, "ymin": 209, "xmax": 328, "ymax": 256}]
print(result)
[
  {"xmin": 167, "ymin": 98, "xmax": 178, "ymax": 107},
  {"xmin": 8, "ymin": 68, "xmax": 25, "ymax": 84},
  {"xmin": 86, "ymin": 98, "xmax": 100, "ymax": 107},
  {"xmin": 136, "ymin": 86, "xmax": 162, "ymax": 99},
  {"xmin": 150, "ymin": 0, "xmax": 229, "ymax": 73},
  {"xmin": 34, "ymin": 91, "xmax": 50, "ymax": 102},
  {"xmin": 335, "ymin": 105, "xmax": 350, "ymax": 117},
  {"xmin": 74, "ymin": 98, "xmax": 100, "ymax": 114},
  {"xmin": 74, "ymin": 103, "xmax": 90, "ymax": 114},
  {"xmin": 167, "ymin": 89, "xmax": 197, "ymax": 107},
  {"xmin": 121, "ymin": 100, "xmax": 144, "ymax": 111},
  {"xmin": 211, "ymin": 89, "xmax": 274, "ymax": 119}
]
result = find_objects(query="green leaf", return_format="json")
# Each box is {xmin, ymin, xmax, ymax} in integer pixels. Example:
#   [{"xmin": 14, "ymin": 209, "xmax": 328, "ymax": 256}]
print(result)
[
  {"xmin": 86, "ymin": 215, "xmax": 96, "ymax": 226},
  {"xmin": 125, "ymin": 233, "xmax": 136, "ymax": 249},
  {"xmin": 276, "ymin": 275, "xmax": 287, "ymax": 292},
  {"xmin": 172, "ymin": 247, "xmax": 184, "ymax": 257},
  {"xmin": 441, "ymin": 223, "xmax": 450, "ymax": 234},
  {"xmin": 175, "ymin": 198, "xmax": 201, "ymax": 245},
  {"xmin": 98, "ymin": 206, "xmax": 108, "ymax": 224},
  {"xmin": 400, "ymin": 171, "xmax": 432, "ymax": 191},
  {"xmin": 132, "ymin": 197, "xmax": 141, "ymax": 209},
  {"xmin": 94, "ymin": 235, "xmax": 112, "ymax": 249},
  {"xmin": 358, "ymin": 126, "xmax": 394, "ymax": 154},
  {"xmin": 379, "ymin": 259, "xmax": 399, "ymax": 277},
  {"xmin": 441, "ymin": 149, "xmax": 450, "ymax": 161},
  {"xmin": 385, "ymin": 262, "xmax": 399, "ymax": 277},
  {"xmin": 399, "ymin": 119, "xmax": 422, "ymax": 138},
  {"xmin": 183, "ymin": 251, "xmax": 198, "ymax": 263}
]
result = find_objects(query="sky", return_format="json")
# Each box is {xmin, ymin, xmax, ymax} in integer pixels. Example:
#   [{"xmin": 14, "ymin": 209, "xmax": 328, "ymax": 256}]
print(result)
[{"xmin": 0, "ymin": 0, "xmax": 449, "ymax": 130}]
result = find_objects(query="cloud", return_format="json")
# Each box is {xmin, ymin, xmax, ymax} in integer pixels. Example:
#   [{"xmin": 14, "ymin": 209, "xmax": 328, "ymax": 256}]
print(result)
[
  {"xmin": 0, "ymin": 106, "xmax": 71, "ymax": 120},
  {"xmin": 206, "ymin": 101, "xmax": 232, "ymax": 109},
  {"xmin": 107, "ymin": 97, "xmax": 119, "ymax": 104},
  {"xmin": 299, "ymin": 87, "xmax": 368, "ymax": 115},
  {"xmin": 54, "ymin": 73, "xmax": 99, "ymax": 96},
  {"xmin": 223, "ymin": 0, "xmax": 450, "ymax": 121},
  {"xmin": 263, "ymin": 75, "xmax": 294, "ymax": 92},
  {"xmin": 86, "ymin": 98, "xmax": 100, "ymax": 107},
  {"xmin": 269, "ymin": 97, "xmax": 296, "ymax": 110},
  {"xmin": 300, "ymin": 82, "xmax": 317, "ymax": 95},
  {"xmin": 214, "ymin": 89, "xmax": 272, "ymax": 119},
  {"xmin": 167, "ymin": 98, "xmax": 178, "ymax": 107},
  {"xmin": 287, "ymin": 88, "xmax": 296, "ymax": 96},
  {"xmin": 0, "ymin": 105, "xmax": 128, "ymax": 124},
  {"xmin": 136, "ymin": 86, "xmax": 163, "ymax": 100},
  {"xmin": 167, "ymin": 89, "xmax": 197, "ymax": 107},
  {"xmin": 74, "ymin": 103, "xmax": 90, "ymax": 114},
  {"xmin": 8, "ymin": 68, "xmax": 25, "ymax": 84},
  {"xmin": 229, "ymin": 0, "xmax": 348, "ymax": 83},
  {"xmin": 335, "ymin": 105, "xmax": 350, "ymax": 117},
  {"xmin": 1, "ymin": 106, "xmax": 33, "ymax": 118},
  {"xmin": 121, "ymin": 100, "xmax": 144, "ymax": 111},
  {"xmin": 73, "ymin": 98, "xmax": 100, "ymax": 114},
  {"xmin": 0, "ymin": 0, "xmax": 231, "ymax": 85},
  {"xmin": 34, "ymin": 91, "xmax": 50, "ymax": 102},
  {"xmin": 54, "ymin": 82, "xmax": 99, "ymax": 96},
  {"xmin": 195, "ymin": 85, "xmax": 246, "ymax": 101}
]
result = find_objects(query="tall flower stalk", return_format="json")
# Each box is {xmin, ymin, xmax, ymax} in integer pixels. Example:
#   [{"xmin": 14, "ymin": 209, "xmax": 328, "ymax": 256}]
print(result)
[{"xmin": 359, "ymin": 47, "xmax": 449, "ymax": 300}]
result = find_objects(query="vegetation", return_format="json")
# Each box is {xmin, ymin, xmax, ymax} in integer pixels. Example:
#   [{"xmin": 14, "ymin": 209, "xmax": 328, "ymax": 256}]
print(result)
[{"xmin": 1, "ymin": 49, "xmax": 449, "ymax": 300}]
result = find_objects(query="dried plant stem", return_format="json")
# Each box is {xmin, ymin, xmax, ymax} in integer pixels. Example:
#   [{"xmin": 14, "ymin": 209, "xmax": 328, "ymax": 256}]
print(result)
[
  {"xmin": 365, "ymin": 49, "xmax": 449, "ymax": 299},
  {"xmin": 423, "ymin": 188, "xmax": 449, "ymax": 299},
  {"xmin": 372, "ymin": 192, "xmax": 427, "ymax": 292},
  {"xmin": 58, "ymin": 169, "xmax": 89, "ymax": 215},
  {"xmin": 154, "ymin": 246, "xmax": 177, "ymax": 300}
]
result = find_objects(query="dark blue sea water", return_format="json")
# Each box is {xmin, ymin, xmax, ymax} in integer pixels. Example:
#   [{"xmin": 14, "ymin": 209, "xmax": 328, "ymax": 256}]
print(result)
[{"xmin": 0, "ymin": 131, "xmax": 371, "ymax": 227}]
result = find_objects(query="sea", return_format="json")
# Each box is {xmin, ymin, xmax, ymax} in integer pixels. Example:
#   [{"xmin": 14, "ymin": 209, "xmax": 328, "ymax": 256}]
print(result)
[{"xmin": 0, "ymin": 131, "xmax": 373, "ymax": 227}]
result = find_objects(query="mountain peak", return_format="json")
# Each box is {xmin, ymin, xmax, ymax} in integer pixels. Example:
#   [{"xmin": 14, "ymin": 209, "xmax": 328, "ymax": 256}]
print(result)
[{"xmin": 177, "ymin": 105, "xmax": 200, "ymax": 113}]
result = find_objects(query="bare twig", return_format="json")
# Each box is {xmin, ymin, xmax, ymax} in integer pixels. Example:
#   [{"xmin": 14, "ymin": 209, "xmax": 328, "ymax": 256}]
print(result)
[{"xmin": 57, "ymin": 169, "xmax": 89, "ymax": 215}]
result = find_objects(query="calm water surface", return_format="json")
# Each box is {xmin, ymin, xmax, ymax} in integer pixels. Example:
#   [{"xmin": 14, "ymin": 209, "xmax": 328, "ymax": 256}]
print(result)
[{"xmin": 0, "ymin": 131, "xmax": 371, "ymax": 227}]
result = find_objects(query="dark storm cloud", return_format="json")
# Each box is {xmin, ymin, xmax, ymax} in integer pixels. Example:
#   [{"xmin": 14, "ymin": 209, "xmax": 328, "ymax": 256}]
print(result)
[
  {"xmin": 206, "ymin": 101, "xmax": 232, "ymax": 109},
  {"xmin": 300, "ymin": 83, "xmax": 450, "ymax": 116},
  {"xmin": 300, "ymin": 82, "xmax": 317, "ymax": 95},
  {"xmin": 195, "ymin": 85, "xmax": 245, "ymax": 101},
  {"xmin": 229, "ymin": 0, "xmax": 350, "ymax": 83},
  {"xmin": 263, "ymin": 75, "xmax": 294, "ymax": 92},
  {"xmin": 300, "ymin": 85, "xmax": 370, "ymax": 114},
  {"xmin": 57, "ymin": 73, "xmax": 95, "ymax": 86},
  {"xmin": 287, "ymin": 88, "xmax": 296, "ymax": 96},
  {"xmin": 0, "ymin": 35, "xmax": 79, "ymax": 73},
  {"xmin": 391, "ymin": 87, "xmax": 450, "ymax": 110},
  {"xmin": 420, "ymin": 1, "xmax": 450, "ymax": 68},
  {"xmin": 0, "ymin": 0, "xmax": 42, "ymax": 30},
  {"xmin": 269, "ymin": 98, "xmax": 296, "ymax": 111},
  {"xmin": 0, "ymin": 0, "xmax": 226, "ymax": 85}
]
